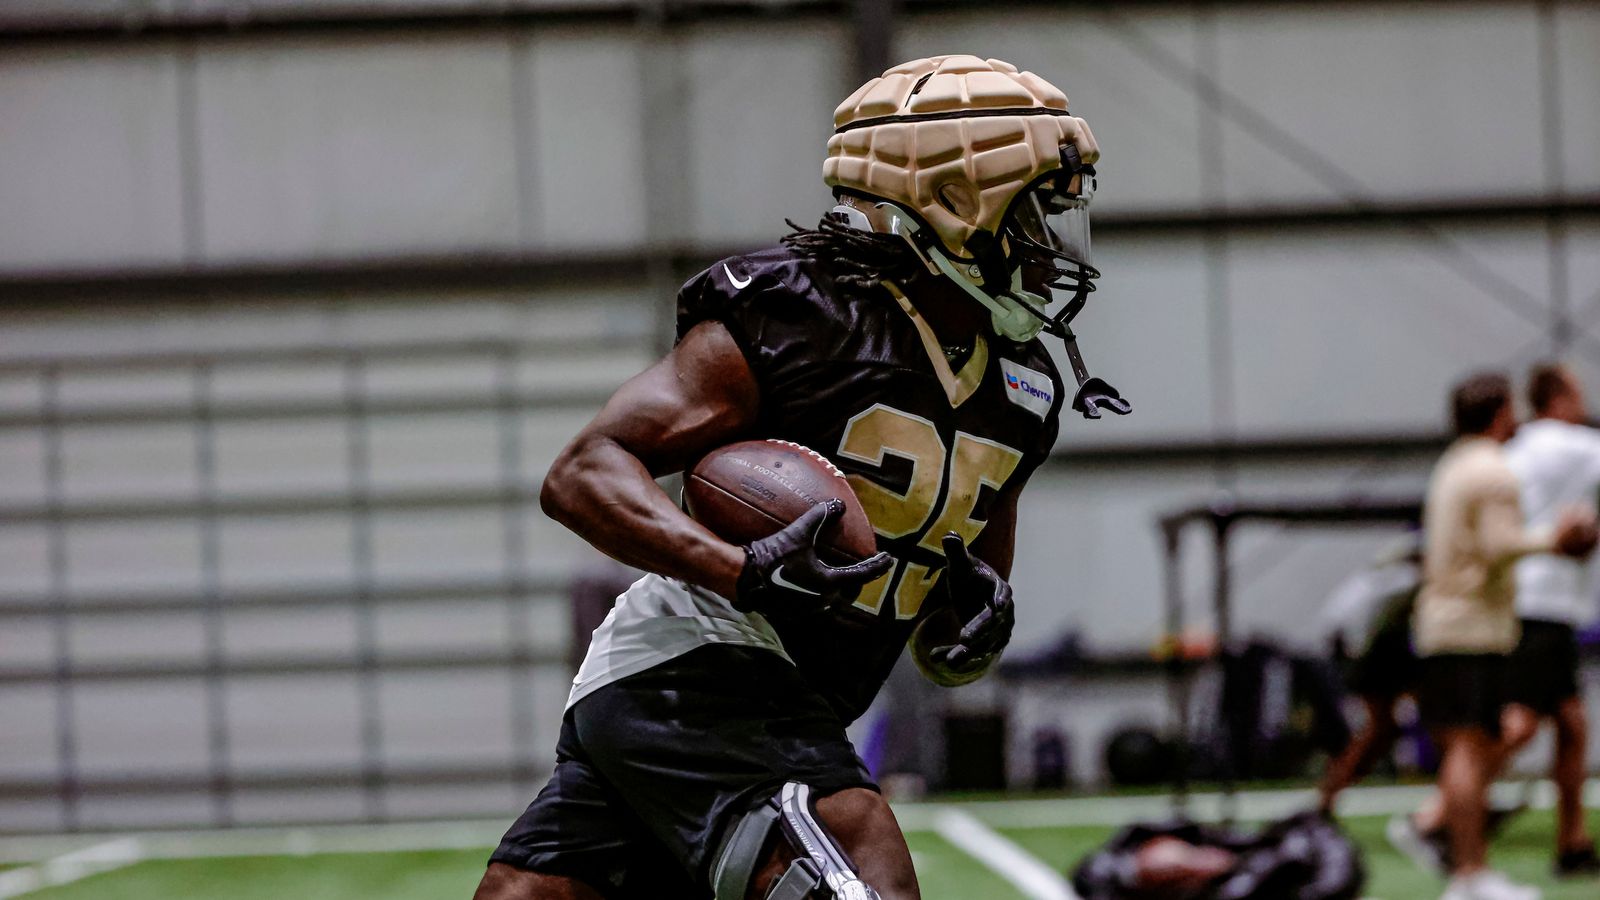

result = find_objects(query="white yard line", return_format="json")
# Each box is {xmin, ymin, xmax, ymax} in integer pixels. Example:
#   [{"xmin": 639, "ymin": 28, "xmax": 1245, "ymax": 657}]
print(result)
[
  {"xmin": 0, "ymin": 838, "xmax": 142, "ymax": 899},
  {"xmin": 0, "ymin": 778, "xmax": 1593, "ymax": 876},
  {"xmin": 932, "ymin": 808, "xmax": 1078, "ymax": 900}
]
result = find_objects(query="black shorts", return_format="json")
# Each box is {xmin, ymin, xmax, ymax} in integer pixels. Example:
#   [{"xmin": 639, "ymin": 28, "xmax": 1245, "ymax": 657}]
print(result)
[
  {"xmin": 489, "ymin": 644, "xmax": 876, "ymax": 897},
  {"xmin": 1416, "ymin": 654, "xmax": 1508, "ymax": 738},
  {"xmin": 1344, "ymin": 617, "xmax": 1420, "ymax": 698},
  {"xmin": 1507, "ymin": 619, "xmax": 1581, "ymax": 716}
]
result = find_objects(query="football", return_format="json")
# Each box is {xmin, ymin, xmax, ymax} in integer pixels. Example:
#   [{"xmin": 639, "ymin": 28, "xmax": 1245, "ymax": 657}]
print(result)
[{"xmin": 684, "ymin": 439, "xmax": 878, "ymax": 563}]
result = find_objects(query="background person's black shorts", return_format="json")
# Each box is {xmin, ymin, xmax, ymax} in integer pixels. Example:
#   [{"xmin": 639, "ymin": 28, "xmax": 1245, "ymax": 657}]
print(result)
[
  {"xmin": 1507, "ymin": 618, "xmax": 1581, "ymax": 716},
  {"xmin": 489, "ymin": 643, "xmax": 876, "ymax": 897},
  {"xmin": 1344, "ymin": 615, "xmax": 1420, "ymax": 699},
  {"xmin": 1416, "ymin": 653, "xmax": 1508, "ymax": 737}
]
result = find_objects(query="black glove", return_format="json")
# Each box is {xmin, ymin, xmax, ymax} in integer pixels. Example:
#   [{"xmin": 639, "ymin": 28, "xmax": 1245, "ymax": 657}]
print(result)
[
  {"xmin": 927, "ymin": 532, "xmax": 1015, "ymax": 669},
  {"xmin": 734, "ymin": 499, "xmax": 893, "ymax": 614}
]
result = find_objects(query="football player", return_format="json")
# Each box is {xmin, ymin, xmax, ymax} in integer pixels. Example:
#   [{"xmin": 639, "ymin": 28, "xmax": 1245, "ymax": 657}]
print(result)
[{"xmin": 474, "ymin": 56, "xmax": 1127, "ymax": 900}]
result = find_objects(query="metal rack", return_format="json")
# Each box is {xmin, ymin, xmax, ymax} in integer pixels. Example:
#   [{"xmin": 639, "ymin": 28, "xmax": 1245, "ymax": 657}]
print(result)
[{"xmin": 1157, "ymin": 495, "xmax": 1424, "ymax": 821}]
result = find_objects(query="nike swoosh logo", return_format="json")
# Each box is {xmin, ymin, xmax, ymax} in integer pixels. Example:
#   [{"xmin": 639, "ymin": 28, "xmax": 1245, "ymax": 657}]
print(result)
[
  {"xmin": 769, "ymin": 565, "xmax": 820, "ymax": 596},
  {"xmin": 724, "ymin": 264, "xmax": 753, "ymax": 290}
]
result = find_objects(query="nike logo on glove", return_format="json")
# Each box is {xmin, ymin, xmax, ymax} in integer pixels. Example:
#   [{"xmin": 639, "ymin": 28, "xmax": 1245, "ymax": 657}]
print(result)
[
  {"xmin": 768, "ymin": 565, "xmax": 820, "ymax": 596},
  {"xmin": 724, "ymin": 264, "xmax": 753, "ymax": 290}
]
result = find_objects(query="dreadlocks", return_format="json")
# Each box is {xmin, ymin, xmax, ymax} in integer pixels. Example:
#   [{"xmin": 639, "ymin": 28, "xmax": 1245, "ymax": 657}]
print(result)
[{"xmin": 780, "ymin": 214, "xmax": 923, "ymax": 299}]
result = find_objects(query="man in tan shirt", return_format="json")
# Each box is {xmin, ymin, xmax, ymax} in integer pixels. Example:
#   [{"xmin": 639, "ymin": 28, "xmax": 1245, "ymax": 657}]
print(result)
[{"xmin": 1412, "ymin": 372, "xmax": 1597, "ymax": 900}]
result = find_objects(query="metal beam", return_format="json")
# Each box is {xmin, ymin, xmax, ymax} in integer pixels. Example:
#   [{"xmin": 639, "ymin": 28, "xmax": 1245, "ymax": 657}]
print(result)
[
  {"xmin": 2, "ymin": 196, "xmax": 1596, "ymax": 303},
  {"xmin": 0, "ymin": 647, "xmax": 567, "ymax": 686},
  {"xmin": 0, "ymin": 761, "xmax": 558, "ymax": 803},
  {"xmin": 0, "ymin": 574, "xmax": 569, "ymax": 618}
]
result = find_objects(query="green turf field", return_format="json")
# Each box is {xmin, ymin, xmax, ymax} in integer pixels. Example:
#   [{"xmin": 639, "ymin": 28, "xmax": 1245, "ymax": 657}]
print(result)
[{"xmin": 8, "ymin": 807, "xmax": 1598, "ymax": 899}]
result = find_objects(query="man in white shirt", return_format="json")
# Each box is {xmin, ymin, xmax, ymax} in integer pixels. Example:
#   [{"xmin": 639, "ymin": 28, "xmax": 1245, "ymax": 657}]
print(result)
[
  {"xmin": 1412, "ymin": 372, "xmax": 1596, "ymax": 900},
  {"xmin": 1503, "ymin": 363, "xmax": 1600, "ymax": 877}
]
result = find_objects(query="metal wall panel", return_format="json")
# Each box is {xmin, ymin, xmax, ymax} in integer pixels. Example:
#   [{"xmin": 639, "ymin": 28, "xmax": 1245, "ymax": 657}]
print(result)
[
  {"xmin": 1048, "ymin": 233, "xmax": 1217, "ymax": 447},
  {"xmin": 1556, "ymin": 1, "xmax": 1600, "ymax": 192},
  {"xmin": 525, "ymin": 28, "xmax": 648, "ymax": 249},
  {"xmin": 64, "ymin": 521, "xmax": 203, "ymax": 594},
  {"xmin": 226, "ymin": 673, "xmax": 364, "ymax": 768},
  {"xmin": 379, "ymin": 669, "xmax": 516, "ymax": 764},
  {"xmin": 72, "ymin": 678, "xmax": 210, "ymax": 771},
  {"xmin": 1226, "ymin": 220, "xmax": 1555, "ymax": 436},
  {"xmin": 194, "ymin": 34, "xmax": 522, "ymax": 261},
  {"xmin": 1214, "ymin": 2, "xmax": 1544, "ymax": 206},
  {"xmin": 682, "ymin": 21, "xmax": 849, "ymax": 244},
  {"xmin": 897, "ymin": 6, "xmax": 1208, "ymax": 215},
  {"xmin": 0, "ymin": 46, "xmax": 186, "ymax": 270},
  {"xmin": 0, "ymin": 526, "xmax": 51, "ymax": 595},
  {"xmin": 0, "ymin": 687, "xmax": 57, "ymax": 780},
  {"xmin": 218, "ymin": 513, "xmax": 355, "ymax": 586}
]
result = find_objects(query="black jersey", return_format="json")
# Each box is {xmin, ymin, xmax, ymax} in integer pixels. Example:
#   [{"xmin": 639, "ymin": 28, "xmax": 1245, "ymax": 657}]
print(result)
[{"xmin": 676, "ymin": 246, "xmax": 1064, "ymax": 721}]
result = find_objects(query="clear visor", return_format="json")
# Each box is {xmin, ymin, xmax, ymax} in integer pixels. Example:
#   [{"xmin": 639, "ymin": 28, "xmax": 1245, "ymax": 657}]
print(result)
[{"xmin": 1012, "ymin": 170, "xmax": 1095, "ymax": 267}]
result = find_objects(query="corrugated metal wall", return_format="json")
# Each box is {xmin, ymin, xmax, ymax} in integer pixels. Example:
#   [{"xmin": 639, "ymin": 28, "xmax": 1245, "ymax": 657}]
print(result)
[{"xmin": 2, "ymin": 0, "xmax": 1599, "ymax": 828}]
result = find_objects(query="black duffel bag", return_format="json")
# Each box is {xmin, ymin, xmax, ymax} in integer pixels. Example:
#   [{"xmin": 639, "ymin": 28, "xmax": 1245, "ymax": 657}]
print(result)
[{"xmin": 1070, "ymin": 811, "xmax": 1365, "ymax": 900}]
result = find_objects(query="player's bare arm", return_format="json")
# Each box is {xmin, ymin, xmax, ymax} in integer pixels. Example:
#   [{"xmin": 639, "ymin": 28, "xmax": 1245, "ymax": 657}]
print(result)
[{"xmin": 539, "ymin": 320, "xmax": 760, "ymax": 598}]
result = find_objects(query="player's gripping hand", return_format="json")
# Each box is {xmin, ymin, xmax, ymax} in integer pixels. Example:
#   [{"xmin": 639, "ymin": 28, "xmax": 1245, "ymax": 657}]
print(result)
[
  {"xmin": 733, "ymin": 499, "xmax": 893, "ymax": 614},
  {"xmin": 927, "ymin": 532, "xmax": 1016, "ymax": 670}
]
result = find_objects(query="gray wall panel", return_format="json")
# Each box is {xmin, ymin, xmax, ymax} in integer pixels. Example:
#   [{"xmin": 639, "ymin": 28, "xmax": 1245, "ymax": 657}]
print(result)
[
  {"xmin": 525, "ymin": 29, "xmax": 648, "ymax": 249},
  {"xmin": 65, "ymin": 520, "xmax": 202, "ymax": 594},
  {"xmin": 1556, "ymin": 1, "xmax": 1600, "ymax": 192},
  {"xmin": 223, "ymin": 607, "xmax": 359, "ymax": 659},
  {"xmin": 1050, "ymin": 233, "xmax": 1216, "ymax": 447},
  {"xmin": 0, "ymin": 433, "xmax": 46, "ymax": 505},
  {"xmin": 379, "ymin": 669, "xmax": 515, "ymax": 764},
  {"xmin": 898, "ymin": 7, "xmax": 1207, "ymax": 215},
  {"xmin": 59, "ymin": 424, "xmax": 198, "ymax": 501},
  {"xmin": 0, "ymin": 687, "xmax": 57, "ymax": 780},
  {"xmin": 0, "ymin": 47, "xmax": 186, "ymax": 271},
  {"xmin": 375, "ymin": 597, "xmax": 511, "ymax": 654},
  {"xmin": 0, "ymin": 526, "xmax": 51, "ymax": 595},
  {"xmin": 1215, "ymin": 2, "xmax": 1543, "ymax": 206},
  {"xmin": 69, "ymin": 611, "xmax": 205, "ymax": 665},
  {"xmin": 227, "ymin": 673, "xmax": 363, "ymax": 768},
  {"xmin": 683, "ymin": 22, "xmax": 849, "ymax": 244},
  {"xmin": 369, "ymin": 509, "xmax": 508, "ymax": 580},
  {"xmin": 73, "ymin": 678, "xmax": 210, "ymax": 772},
  {"xmin": 194, "ymin": 34, "xmax": 521, "ymax": 261},
  {"xmin": 213, "ymin": 419, "xmax": 350, "ymax": 495},
  {"xmin": 366, "ymin": 412, "xmax": 500, "ymax": 490},
  {"xmin": 1227, "ymin": 221, "xmax": 1553, "ymax": 436},
  {"xmin": 218, "ymin": 513, "xmax": 354, "ymax": 587}
]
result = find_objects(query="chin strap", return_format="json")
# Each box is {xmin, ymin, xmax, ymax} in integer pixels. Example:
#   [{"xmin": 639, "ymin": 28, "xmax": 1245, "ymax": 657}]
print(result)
[
  {"xmin": 877, "ymin": 203, "xmax": 1132, "ymax": 419},
  {"xmin": 1054, "ymin": 322, "xmax": 1132, "ymax": 419}
]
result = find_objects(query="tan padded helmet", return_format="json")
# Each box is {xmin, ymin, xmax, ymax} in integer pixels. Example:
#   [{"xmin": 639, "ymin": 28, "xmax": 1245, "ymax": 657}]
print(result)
[{"xmin": 824, "ymin": 55, "xmax": 1100, "ymax": 261}]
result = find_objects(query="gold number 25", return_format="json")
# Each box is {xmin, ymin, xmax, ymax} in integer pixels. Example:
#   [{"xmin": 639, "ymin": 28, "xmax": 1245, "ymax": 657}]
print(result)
[{"xmin": 836, "ymin": 403, "xmax": 1023, "ymax": 619}]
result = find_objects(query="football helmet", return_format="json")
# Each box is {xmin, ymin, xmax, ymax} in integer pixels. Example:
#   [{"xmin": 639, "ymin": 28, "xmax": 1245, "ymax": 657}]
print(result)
[{"xmin": 824, "ymin": 55, "xmax": 1128, "ymax": 418}]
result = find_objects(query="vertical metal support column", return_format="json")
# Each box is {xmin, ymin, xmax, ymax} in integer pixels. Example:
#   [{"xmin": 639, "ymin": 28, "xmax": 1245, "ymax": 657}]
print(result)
[
  {"xmin": 497, "ymin": 345, "xmax": 538, "ymax": 794},
  {"xmin": 1195, "ymin": 2, "xmax": 1236, "ymax": 489},
  {"xmin": 1212, "ymin": 513, "xmax": 1235, "ymax": 824},
  {"xmin": 41, "ymin": 366, "xmax": 80, "ymax": 831},
  {"xmin": 1162, "ymin": 521, "xmax": 1189, "ymax": 816},
  {"xmin": 194, "ymin": 361, "xmax": 234, "ymax": 825},
  {"xmin": 639, "ymin": 2, "xmax": 690, "ymax": 353},
  {"xmin": 344, "ymin": 353, "xmax": 386, "ymax": 821}
]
